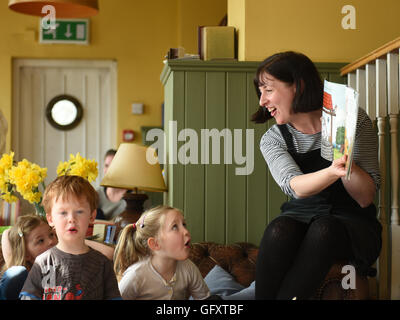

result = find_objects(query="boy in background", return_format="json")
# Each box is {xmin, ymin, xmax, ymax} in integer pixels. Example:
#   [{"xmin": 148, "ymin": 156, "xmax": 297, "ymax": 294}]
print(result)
[{"xmin": 20, "ymin": 175, "xmax": 121, "ymax": 300}]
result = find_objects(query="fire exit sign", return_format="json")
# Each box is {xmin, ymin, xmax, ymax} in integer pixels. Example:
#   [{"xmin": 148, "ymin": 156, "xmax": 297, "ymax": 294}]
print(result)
[{"xmin": 39, "ymin": 19, "xmax": 89, "ymax": 45}]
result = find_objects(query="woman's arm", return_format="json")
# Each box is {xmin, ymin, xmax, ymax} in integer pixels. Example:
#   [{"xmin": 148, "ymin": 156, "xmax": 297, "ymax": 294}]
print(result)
[
  {"xmin": 290, "ymin": 155, "xmax": 376, "ymax": 208},
  {"xmin": 289, "ymin": 155, "xmax": 347, "ymax": 198},
  {"xmin": 341, "ymin": 163, "xmax": 376, "ymax": 208},
  {"xmin": 85, "ymin": 239, "xmax": 114, "ymax": 261}
]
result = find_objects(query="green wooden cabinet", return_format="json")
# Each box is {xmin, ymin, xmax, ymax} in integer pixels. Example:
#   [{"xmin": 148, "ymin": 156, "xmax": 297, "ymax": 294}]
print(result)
[{"xmin": 160, "ymin": 60, "xmax": 347, "ymax": 245}]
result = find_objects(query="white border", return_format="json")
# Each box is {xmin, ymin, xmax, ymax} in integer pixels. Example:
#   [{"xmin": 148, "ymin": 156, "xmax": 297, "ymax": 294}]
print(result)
[{"xmin": 39, "ymin": 18, "xmax": 90, "ymax": 45}]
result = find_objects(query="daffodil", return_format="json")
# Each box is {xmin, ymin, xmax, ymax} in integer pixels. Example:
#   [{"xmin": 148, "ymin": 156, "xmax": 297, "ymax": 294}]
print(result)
[{"xmin": 57, "ymin": 152, "xmax": 98, "ymax": 182}]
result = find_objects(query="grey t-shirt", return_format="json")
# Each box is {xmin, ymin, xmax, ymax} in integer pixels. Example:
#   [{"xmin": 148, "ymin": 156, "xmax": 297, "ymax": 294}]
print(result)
[{"xmin": 20, "ymin": 246, "xmax": 121, "ymax": 300}]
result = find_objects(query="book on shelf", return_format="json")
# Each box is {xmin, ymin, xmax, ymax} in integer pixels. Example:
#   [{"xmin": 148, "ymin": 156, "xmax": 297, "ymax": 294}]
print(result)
[
  {"xmin": 104, "ymin": 225, "xmax": 117, "ymax": 245},
  {"xmin": 321, "ymin": 80, "xmax": 359, "ymax": 180},
  {"xmin": 93, "ymin": 224, "xmax": 108, "ymax": 242}
]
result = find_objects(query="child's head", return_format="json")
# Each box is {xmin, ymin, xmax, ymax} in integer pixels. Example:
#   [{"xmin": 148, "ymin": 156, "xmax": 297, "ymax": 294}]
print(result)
[
  {"xmin": 4, "ymin": 214, "xmax": 57, "ymax": 270},
  {"xmin": 42, "ymin": 175, "xmax": 98, "ymax": 214},
  {"xmin": 113, "ymin": 205, "xmax": 190, "ymax": 280},
  {"xmin": 42, "ymin": 175, "xmax": 98, "ymax": 249}
]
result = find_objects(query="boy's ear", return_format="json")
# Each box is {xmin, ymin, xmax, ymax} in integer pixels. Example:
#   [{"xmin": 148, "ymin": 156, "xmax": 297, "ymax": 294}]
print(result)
[
  {"xmin": 89, "ymin": 209, "xmax": 96, "ymax": 223},
  {"xmin": 46, "ymin": 213, "xmax": 54, "ymax": 227},
  {"xmin": 147, "ymin": 237, "xmax": 160, "ymax": 251}
]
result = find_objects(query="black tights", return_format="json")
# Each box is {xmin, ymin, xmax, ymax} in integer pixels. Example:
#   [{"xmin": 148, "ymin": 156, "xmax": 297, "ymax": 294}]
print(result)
[{"xmin": 255, "ymin": 215, "xmax": 353, "ymax": 300}]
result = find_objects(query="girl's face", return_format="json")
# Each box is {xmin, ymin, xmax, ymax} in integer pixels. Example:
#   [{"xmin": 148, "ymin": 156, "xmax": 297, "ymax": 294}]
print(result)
[
  {"xmin": 156, "ymin": 210, "xmax": 191, "ymax": 261},
  {"xmin": 258, "ymin": 73, "xmax": 296, "ymax": 124},
  {"xmin": 25, "ymin": 221, "xmax": 57, "ymax": 264}
]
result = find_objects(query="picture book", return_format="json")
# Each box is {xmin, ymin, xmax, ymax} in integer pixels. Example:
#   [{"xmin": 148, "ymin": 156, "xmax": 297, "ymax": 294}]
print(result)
[{"xmin": 321, "ymin": 80, "xmax": 359, "ymax": 180}]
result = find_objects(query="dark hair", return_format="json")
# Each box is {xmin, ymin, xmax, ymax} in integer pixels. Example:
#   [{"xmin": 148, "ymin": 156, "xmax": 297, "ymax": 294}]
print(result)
[
  {"xmin": 251, "ymin": 51, "xmax": 323, "ymax": 123},
  {"xmin": 104, "ymin": 149, "xmax": 117, "ymax": 159}
]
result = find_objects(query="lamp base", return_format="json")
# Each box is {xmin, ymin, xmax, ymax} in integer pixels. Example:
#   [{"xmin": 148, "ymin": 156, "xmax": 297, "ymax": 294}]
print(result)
[{"xmin": 114, "ymin": 193, "xmax": 148, "ymax": 240}]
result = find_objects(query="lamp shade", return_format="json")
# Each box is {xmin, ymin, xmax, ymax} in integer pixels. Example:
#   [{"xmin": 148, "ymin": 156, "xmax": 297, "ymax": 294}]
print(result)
[
  {"xmin": 8, "ymin": 0, "xmax": 99, "ymax": 18},
  {"xmin": 101, "ymin": 143, "xmax": 167, "ymax": 193}
]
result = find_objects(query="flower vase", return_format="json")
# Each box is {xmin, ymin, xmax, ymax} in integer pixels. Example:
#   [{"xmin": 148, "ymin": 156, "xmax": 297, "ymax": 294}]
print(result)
[{"xmin": 34, "ymin": 202, "xmax": 46, "ymax": 218}]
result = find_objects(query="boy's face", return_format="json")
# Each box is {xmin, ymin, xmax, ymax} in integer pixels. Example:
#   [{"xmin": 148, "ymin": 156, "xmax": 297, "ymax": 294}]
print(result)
[{"xmin": 46, "ymin": 194, "xmax": 96, "ymax": 251}]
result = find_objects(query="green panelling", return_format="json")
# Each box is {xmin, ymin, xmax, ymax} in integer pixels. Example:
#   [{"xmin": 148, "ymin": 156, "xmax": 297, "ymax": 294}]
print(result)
[
  {"xmin": 246, "ymin": 72, "xmax": 269, "ymax": 245},
  {"xmin": 226, "ymin": 72, "xmax": 247, "ymax": 244},
  {"xmin": 161, "ymin": 60, "xmax": 348, "ymax": 246},
  {"xmin": 204, "ymin": 72, "xmax": 226, "ymax": 243},
  {"xmin": 184, "ymin": 71, "xmax": 206, "ymax": 242}
]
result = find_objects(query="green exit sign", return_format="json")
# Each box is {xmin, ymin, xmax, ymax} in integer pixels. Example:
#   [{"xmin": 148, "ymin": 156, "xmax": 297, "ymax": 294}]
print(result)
[{"xmin": 39, "ymin": 19, "xmax": 89, "ymax": 45}]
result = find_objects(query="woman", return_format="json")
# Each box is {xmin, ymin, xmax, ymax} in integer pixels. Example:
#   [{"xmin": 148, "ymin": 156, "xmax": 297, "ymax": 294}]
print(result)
[{"xmin": 253, "ymin": 51, "xmax": 382, "ymax": 300}]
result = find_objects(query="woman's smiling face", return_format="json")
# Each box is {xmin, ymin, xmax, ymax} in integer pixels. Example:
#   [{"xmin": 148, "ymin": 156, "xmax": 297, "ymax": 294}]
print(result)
[{"xmin": 258, "ymin": 73, "xmax": 296, "ymax": 125}]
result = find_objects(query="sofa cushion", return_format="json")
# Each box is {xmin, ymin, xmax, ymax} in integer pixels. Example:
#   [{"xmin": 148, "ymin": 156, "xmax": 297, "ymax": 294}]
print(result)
[
  {"xmin": 204, "ymin": 265, "xmax": 244, "ymax": 296},
  {"xmin": 204, "ymin": 265, "xmax": 255, "ymax": 300}
]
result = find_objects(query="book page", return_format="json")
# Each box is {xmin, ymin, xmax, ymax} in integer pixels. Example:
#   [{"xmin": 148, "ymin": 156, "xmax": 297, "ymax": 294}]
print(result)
[{"xmin": 321, "ymin": 80, "xmax": 359, "ymax": 180}]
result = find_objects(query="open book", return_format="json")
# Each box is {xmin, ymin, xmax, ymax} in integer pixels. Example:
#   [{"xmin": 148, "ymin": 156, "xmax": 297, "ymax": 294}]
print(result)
[{"xmin": 321, "ymin": 80, "xmax": 359, "ymax": 180}]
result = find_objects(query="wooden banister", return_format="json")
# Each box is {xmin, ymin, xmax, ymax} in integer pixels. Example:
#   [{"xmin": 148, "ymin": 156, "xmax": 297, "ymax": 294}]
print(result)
[{"xmin": 341, "ymin": 36, "xmax": 400, "ymax": 76}]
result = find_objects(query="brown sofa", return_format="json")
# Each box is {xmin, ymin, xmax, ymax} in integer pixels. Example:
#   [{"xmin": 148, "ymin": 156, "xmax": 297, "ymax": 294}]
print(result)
[{"xmin": 189, "ymin": 242, "xmax": 371, "ymax": 300}]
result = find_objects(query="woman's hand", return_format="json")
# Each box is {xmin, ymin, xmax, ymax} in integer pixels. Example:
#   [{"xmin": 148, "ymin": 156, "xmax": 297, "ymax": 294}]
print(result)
[{"xmin": 329, "ymin": 155, "xmax": 348, "ymax": 178}]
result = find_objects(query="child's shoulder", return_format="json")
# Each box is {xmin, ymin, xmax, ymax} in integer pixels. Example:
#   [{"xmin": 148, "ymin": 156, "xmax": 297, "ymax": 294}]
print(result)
[
  {"xmin": 123, "ymin": 259, "xmax": 149, "ymax": 277},
  {"xmin": 87, "ymin": 247, "xmax": 110, "ymax": 260},
  {"xmin": 34, "ymin": 246, "xmax": 57, "ymax": 264},
  {"xmin": 177, "ymin": 258, "xmax": 200, "ymax": 274}
]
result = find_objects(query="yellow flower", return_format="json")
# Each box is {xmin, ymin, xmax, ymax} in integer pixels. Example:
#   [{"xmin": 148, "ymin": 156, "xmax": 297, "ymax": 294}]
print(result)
[
  {"xmin": 1, "ymin": 192, "xmax": 18, "ymax": 203},
  {"xmin": 57, "ymin": 152, "xmax": 98, "ymax": 182},
  {"xmin": 7, "ymin": 157, "xmax": 46, "ymax": 205}
]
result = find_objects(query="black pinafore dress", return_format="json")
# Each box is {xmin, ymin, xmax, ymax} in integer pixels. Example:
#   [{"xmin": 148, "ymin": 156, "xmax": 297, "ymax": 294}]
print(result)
[{"xmin": 277, "ymin": 124, "xmax": 382, "ymax": 276}]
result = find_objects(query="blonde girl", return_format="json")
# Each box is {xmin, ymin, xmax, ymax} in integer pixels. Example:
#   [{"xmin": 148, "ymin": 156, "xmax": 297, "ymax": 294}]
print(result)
[
  {"xmin": 1, "ymin": 214, "xmax": 56, "ymax": 273},
  {"xmin": 0, "ymin": 214, "xmax": 56, "ymax": 300},
  {"xmin": 114, "ymin": 205, "xmax": 210, "ymax": 300}
]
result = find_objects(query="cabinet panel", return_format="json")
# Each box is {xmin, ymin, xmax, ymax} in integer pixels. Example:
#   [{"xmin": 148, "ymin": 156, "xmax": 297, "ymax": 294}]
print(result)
[
  {"xmin": 204, "ymin": 72, "xmax": 226, "ymax": 243},
  {"xmin": 184, "ymin": 71, "xmax": 206, "ymax": 241}
]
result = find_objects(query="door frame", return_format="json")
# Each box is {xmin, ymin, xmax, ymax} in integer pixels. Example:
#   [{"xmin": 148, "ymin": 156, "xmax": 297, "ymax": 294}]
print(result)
[{"xmin": 12, "ymin": 58, "xmax": 118, "ymax": 159}]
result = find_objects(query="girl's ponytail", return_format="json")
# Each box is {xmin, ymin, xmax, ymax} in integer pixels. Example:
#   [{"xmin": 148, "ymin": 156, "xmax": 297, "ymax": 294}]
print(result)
[{"xmin": 113, "ymin": 223, "xmax": 139, "ymax": 281}]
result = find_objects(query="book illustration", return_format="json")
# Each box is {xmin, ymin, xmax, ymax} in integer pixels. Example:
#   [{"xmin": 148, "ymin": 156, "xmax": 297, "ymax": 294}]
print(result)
[{"xmin": 321, "ymin": 80, "xmax": 359, "ymax": 180}]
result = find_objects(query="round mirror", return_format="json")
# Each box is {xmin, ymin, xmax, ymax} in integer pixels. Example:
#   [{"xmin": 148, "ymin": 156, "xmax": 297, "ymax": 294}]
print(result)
[{"xmin": 46, "ymin": 95, "xmax": 83, "ymax": 130}]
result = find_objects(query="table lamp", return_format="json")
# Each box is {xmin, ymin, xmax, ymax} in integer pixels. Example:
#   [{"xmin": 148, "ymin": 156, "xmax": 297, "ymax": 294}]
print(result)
[{"xmin": 100, "ymin": 143, "xmax": 167, "ymax": 236}]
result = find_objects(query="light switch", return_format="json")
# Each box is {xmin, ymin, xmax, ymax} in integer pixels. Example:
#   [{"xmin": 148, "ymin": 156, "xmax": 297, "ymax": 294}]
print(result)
[{"xmin": 132, "ymin": 103, "xmax": 144, "ymax": 115}]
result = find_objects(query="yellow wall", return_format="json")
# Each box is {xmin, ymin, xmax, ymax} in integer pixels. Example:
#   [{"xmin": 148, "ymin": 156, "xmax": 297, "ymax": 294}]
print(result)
[
  {"xmin": 0, "ymin": 0, "xmax": 227, "ymax": 152},
  {"xmin": 229, "ymin": 0, "xmax": 400, "ymax": 63},
  {"xmin": 227, "ymin": 0, "xmax": 245, "ymax": 61}
]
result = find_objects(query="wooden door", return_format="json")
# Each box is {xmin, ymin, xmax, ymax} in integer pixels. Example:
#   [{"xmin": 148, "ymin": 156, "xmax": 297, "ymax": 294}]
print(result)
[{"xmin": 12, "ymin": 59, "xmax": 117, "ymax": 190}]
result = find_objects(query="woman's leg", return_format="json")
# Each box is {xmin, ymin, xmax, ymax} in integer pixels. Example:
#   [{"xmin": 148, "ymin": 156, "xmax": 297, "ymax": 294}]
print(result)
[
  {"xmin": 276, "ymin": 215, "xmax": 353, "ymax": 300},
  {"xmin": 255, "ymin": 215, "xmax": 309, "ymax": 299}
]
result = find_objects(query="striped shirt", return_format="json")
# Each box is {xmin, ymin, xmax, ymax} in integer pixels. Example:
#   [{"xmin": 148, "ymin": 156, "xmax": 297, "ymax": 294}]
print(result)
[{"xmin": 260, "ymin": 107, "xmax": 380, "ymax": 198}]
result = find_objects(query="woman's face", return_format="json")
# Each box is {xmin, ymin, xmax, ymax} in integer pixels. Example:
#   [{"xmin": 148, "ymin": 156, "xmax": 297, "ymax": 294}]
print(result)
[{"xmin": 258, "ymin": 73, "xmax": 296, "ymax": 124}]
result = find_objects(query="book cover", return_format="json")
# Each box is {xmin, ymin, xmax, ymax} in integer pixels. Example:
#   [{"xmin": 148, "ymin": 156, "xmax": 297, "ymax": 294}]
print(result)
[
  {"xmin": 321, "ymin": 80, "xmax": 359, "ymax": 180},
  {"xmin": 92, "ymin": 223, "xmax": 108, "ymax": 242},
  {"xmin": 201, "ymin": 26, "xmax": 235, "ymax": 61}
]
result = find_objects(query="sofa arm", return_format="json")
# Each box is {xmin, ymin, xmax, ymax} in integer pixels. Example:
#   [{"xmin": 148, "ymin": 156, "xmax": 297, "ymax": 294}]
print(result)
[{"xmin": 189, "ymin": 242, "xmax": 258, "ymax": 287}]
